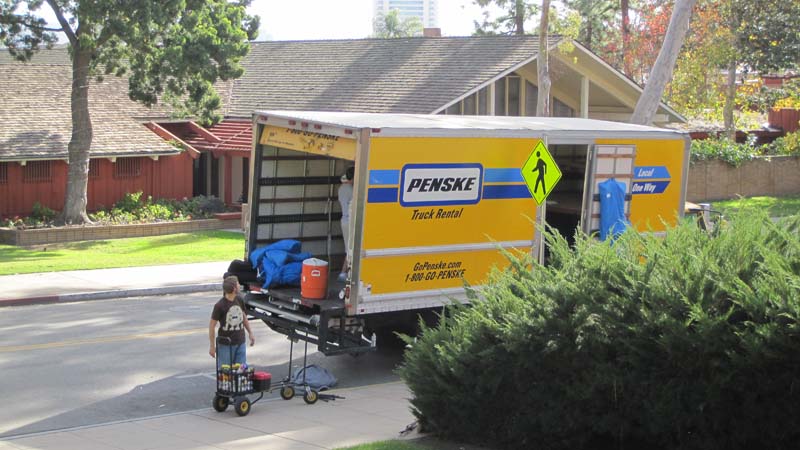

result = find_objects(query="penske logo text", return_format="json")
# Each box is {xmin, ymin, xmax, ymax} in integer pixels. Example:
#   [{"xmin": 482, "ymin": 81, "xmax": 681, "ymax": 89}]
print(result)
[{"xmin": 400, "ymin": 164, "xmax": 483, "ymax": 207}]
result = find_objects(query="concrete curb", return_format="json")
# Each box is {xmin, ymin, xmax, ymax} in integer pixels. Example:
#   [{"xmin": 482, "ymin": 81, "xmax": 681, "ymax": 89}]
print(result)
[{"xmin": 0, "ymin": 282, "xmax": 221, "ymax": 307}]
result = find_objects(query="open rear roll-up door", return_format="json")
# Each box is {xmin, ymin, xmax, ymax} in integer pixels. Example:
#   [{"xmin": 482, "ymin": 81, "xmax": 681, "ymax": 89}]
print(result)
[
  {"xmin": 252, "ymin": 145, "xmax": 348, "ymax": 261},
  {"xmin": 581, "ymin": 145, "xmax": 636, "ymax": 235}
]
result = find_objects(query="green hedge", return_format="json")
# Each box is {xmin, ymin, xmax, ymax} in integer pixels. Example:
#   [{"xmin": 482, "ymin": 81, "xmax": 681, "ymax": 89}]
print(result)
[
  {"xmin": 690, "ymin": 138, "xmax": 757, "ymax": 166},
  {"xmin": 399, "ymin": 212, "xmax": 800, "ymax": 450},
  {"xmin": 691, "ymin": 132, "xmax": 800, "ymax": 167}
]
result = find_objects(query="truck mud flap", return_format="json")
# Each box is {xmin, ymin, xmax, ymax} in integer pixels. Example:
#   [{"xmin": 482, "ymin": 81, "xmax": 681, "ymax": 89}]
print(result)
[{"xmin": 244, "ymin": 294, "xmax": 375, "ymax": 356}]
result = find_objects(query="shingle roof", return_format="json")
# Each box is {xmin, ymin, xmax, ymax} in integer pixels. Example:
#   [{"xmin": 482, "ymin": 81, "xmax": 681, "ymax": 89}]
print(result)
[
  {"xmin": 225, "ymin": 36, "xmax": 548, "ymax": 117},
  {"xmin": 0, "ymin": 61, "xmax": 178, "ymax": 161}
]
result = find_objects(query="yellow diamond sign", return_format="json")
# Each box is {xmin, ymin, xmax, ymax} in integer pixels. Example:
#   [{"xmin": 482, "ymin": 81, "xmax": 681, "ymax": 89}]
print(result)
[{"xmin": 521, "ymin": 141, "xmax": 561, "ymax": 205}]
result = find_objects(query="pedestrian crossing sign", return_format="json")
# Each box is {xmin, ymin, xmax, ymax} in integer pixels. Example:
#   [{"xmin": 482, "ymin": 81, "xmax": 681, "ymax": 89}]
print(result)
[{"xmin": 521, "ymin": 141, "xmax": 562, "ymax": 205}]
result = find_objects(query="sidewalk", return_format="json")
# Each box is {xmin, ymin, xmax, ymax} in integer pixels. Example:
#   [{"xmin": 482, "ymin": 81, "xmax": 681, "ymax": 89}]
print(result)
[
  {"xmin": 0, "ymin": 381, "xmax": 420, "ymax": 450},
  {"xmin": 0, "ymin": 261, "xmax": 229, "ymax": 306}
]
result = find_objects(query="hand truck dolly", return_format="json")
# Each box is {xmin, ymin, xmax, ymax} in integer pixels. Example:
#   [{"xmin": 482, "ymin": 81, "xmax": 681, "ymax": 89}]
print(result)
[
  {"xmin": 277, "ymin": 329, "xmax": 344, "ymax": 405},
  {"xmin": 212, "ymin": 333, "xmax": 343, "ymax": 417}
]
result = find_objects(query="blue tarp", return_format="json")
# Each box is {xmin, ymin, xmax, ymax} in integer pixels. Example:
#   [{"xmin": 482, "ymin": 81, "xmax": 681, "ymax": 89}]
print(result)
[
  {"xmin": 249, "ymin": 240, "xmax": 311, "ymax": 288},
  {"xmin": 291, "ymin": 364, "xmax": 338, "ymax": 390},
  {"xmin": 598, "ymin": 178, "xmax": 630, "ymax": 241}
]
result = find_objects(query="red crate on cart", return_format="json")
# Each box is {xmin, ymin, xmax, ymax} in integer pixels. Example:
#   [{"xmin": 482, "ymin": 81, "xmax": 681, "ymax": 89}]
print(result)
[{"xmin": 253, "ymin": 371, "xmax": 272, "ymax": 391}]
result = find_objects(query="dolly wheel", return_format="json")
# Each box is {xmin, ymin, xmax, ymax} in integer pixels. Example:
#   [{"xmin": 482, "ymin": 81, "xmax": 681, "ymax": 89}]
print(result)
[
  {"xmin": 212, "ymin": 395, "xmax": 229, "ymax": 412},
  {"xmin": 303, "ymin": 389, "xmax": 319, "ymax": 405},
  {"xmin": 280, "ymin": 386, "xmax": 295, "ymax": 400},
  {"xmin": 234, "ymin": 397, "xmax": 251, "ymax": 416}
]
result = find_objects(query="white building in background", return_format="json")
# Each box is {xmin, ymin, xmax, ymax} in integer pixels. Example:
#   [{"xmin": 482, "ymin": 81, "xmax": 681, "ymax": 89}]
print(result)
[{"xmin": 373, "ymin": 0, "xmax": 439, "ymax": 30}]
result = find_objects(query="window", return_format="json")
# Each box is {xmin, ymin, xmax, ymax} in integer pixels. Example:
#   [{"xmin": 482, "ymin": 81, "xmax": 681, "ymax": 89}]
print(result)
[
  {"xmin": 477, "ymin": 87, "xmax": 488, "ymax": 115},
  {"xmin": 445, "ymin": 102, "xmax": 461, "ymax": 115},
  {"xmin": 507, "ymin": 76, "xmax": 520, "ymax": 116},
  {"xmin": 89, "ymin": 159, "xmax": 100, "ymax": 179},
  {"xmin": 494, "ymin": 79, "xmax": 506, "ymax": 116},
  {"xmin": 23, "ymin": 161, "xmax": 52, "ymax": 183},
  {"xmin": 0, "ymin": 162, "xmax": 7, "ymax": 184},
  {"xmin": 554, "ymin": 98, "xmax": 575, "ymax": 117},
  {"xmin": 446, "ymin": 86, "xmax": 489, "ymax": 116},
  {"xmin": 462, "ymin": 92, "xmax": 476, "ymax": 115},
  {"xmin": 525, "ymin": 81, "xmax": 538, "ymax": 116},
  {"xmin": 493, "ymin": 75, "xmax": 523, "ymax": 116},
  {"xmin": 113, "ymin": 157, "xmax": 142, "ymax": 178}
]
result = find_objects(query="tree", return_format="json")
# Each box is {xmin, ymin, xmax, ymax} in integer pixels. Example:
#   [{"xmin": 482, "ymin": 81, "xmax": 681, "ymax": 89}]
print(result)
[
  {"xmin": 473, "ymin": 0, "xmax": 538, "ymax": 36},
  {"xmin": 657, "ymin": 0, "xmax": 729, "ymax": 121},
  {"xmin": 719, "ymin": 0, "xmax": 800, "ymax": 139},
  {"xmin": 622, "ymin": 0, "xmax": 670, "ymax": 84},
  {"xmin": 536, "ymin": 0, "xmax": 551, "ymax": 116},
  {"xmin": 620, "ymin": 0, "xmax": 631, "ymax": 75},
  {"xmin": 630, "ymin": 0, "xmax": 696, "ymax": 125},
  {"xmin": 373, "ymin": 9, "xmax": 422, "ymax": 38},
  {"xmin": 1, "ymin": 1, "xmax": 259, "ymax": 224},
  {"xmin": 560, "ymin": 0, "xmax": 616, "ymax": 52}
]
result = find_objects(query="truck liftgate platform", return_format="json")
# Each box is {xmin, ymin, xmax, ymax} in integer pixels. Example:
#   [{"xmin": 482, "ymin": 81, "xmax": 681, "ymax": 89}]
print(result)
[{"xmin": 243, "ymin": 280, "xmax": 376, "ymax": 356}]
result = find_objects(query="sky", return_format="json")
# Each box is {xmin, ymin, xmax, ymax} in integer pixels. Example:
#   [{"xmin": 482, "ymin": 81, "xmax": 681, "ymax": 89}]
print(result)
[
  {"xmin": 28, "ymin": 0, "xmax": 493, "ymax": 42},
  {"xmin": 250, "ymin": 0, "xmax": 489, "ymax": 40}
]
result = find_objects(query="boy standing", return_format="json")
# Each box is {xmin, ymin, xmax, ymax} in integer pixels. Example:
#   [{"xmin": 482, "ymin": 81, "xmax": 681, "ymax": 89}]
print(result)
[{"xmin": 209, "ymin": 276, "xmax": 255, "ymax": 367}]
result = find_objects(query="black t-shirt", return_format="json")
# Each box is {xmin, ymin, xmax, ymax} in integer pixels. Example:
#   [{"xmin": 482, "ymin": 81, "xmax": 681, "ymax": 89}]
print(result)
[{"xmin": 212, "ymin": 296, "xmax": 246, "ymax": 346}]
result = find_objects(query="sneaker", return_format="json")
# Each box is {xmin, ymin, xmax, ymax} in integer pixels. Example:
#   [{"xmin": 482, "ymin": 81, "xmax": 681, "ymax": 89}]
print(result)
[{"xmin": 337, "ymin": 273, "xmax": 347, "ymax": 282}]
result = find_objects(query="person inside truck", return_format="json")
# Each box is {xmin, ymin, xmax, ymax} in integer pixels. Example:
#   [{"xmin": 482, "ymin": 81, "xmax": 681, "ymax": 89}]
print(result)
[
  {"xmin": 338, "ymin": 166, "xmax": 355, "ymax": 282},
  {"xmin": 209, "ymin": 276, "xmax": 255, "ymax": 367}
]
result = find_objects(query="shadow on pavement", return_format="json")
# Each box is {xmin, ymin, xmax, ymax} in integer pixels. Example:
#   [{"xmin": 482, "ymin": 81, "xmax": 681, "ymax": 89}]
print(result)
[{"xmin": 0, "ymin": 345, "xmax": 406, "ymax": 439}]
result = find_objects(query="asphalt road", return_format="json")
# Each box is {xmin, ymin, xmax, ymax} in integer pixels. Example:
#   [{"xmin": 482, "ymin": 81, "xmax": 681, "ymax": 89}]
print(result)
[{"xmin": 0, "ymin": 292, "xmax": 405, "ymax": 438}]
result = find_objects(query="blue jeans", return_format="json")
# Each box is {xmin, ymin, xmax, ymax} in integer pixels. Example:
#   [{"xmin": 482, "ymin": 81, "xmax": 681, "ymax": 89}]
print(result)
[{"xmin": 217, "ymin": 343, "xmax": 246, "ymax": 369}]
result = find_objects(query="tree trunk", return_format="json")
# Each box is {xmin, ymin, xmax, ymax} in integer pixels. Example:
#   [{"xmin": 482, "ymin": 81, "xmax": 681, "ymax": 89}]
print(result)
[
  {"xmin": 630, "ymin": 0, "xmax": 697, "ymax": 125},
  {"xmin": 61, "ymin": 48, "xmax": 93, "ymax": 224},
  {"xmin": 621, "ymin": 0, "xmax": 632, "ymax": 75},
  {"xmin": 515, "ymin": 0, "xmax": 526, "ymax": 35},
  {"xmin": 723, "ymin": 59, "xmax": 737, "ymax": 141},
  {"xmin": 537, "ymin": 0, "xmax": 551, "ymax": 117},
  {"xmin": 586, "ymin": 20, "xmax": 593, "ymax": 51}
]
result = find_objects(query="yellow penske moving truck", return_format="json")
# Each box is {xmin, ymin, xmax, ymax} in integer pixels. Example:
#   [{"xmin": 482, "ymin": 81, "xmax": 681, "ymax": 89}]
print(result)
[{"xmin": 239, "ymin": 111, "xmax": 690, "ymax": 355}]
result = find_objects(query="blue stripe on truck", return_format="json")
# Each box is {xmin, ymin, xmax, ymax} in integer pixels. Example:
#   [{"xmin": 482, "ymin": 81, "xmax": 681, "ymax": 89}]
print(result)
[
  {"xmin": 482, "ymin": 184, "xmax": 531, "ymax": 199},
  {"xmin": 369, "ymin": 170, "xmax": 400, "ymax": 186},
  {"xmin": 367, "ymin": 187, "xmax": 399, "ymax": 203},
  {"xmin": 484, "ymin": 168, "xmax": 524, "ymax": 183}
]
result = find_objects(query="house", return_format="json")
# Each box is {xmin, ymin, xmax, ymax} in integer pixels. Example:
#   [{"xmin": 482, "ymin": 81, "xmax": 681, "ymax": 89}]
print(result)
[
  {"xmin": 0, "ymin": 59, "xmax": 197, "ymax": 219},
  {"xmin": 1, "ymin": 35, "xmax": 684, "ymax": 219}
]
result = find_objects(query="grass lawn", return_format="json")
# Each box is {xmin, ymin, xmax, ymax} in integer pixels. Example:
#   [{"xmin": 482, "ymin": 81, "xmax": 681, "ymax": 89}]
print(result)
[
  {"xmin": 710, "ymin": 195, "xmax": 800, "ymax": 217},
  {"xmin": 0, "ymin": 230, "xmax": 244, "ymax": 275}
]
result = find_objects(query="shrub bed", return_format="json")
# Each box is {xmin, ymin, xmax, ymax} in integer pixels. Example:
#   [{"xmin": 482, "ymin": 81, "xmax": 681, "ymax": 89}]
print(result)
[
  {"xmin": 399, "ymin": 212, "xmax": 800, "ymax": 450},
  {"xmin": 2, "ymin": 192, "xmax": 228, "ymax": 230},
  {"xmin": 691, "ymin": 131, "xmax": 800, "ymax": 167}
]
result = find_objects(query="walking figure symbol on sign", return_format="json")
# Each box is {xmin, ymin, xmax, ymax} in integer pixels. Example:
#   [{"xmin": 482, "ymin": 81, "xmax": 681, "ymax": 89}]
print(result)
[{"xmin": 530, "ymin": 151, "xmax": 547, "ymax": 195}]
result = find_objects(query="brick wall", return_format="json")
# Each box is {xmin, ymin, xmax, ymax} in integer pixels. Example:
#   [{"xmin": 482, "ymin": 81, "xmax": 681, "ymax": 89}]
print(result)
[
  {"xmin": 687, "ymin": 156, "xmax": 800, "ymax": 201},
  {"xmin": 0, "ymin": 219, "xmax": 240, "ymax": 246}
]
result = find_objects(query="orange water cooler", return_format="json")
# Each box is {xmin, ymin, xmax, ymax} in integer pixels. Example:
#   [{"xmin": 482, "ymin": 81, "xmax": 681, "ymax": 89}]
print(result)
[{"xmin": 301, "ymin": 258, "xmax": 328, "ymax": 299}]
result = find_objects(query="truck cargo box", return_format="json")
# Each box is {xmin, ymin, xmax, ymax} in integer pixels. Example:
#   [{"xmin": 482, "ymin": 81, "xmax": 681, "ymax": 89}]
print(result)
[{"xmin": 238, "ymin": 111, "xmax": 689, "ymax": 355}]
